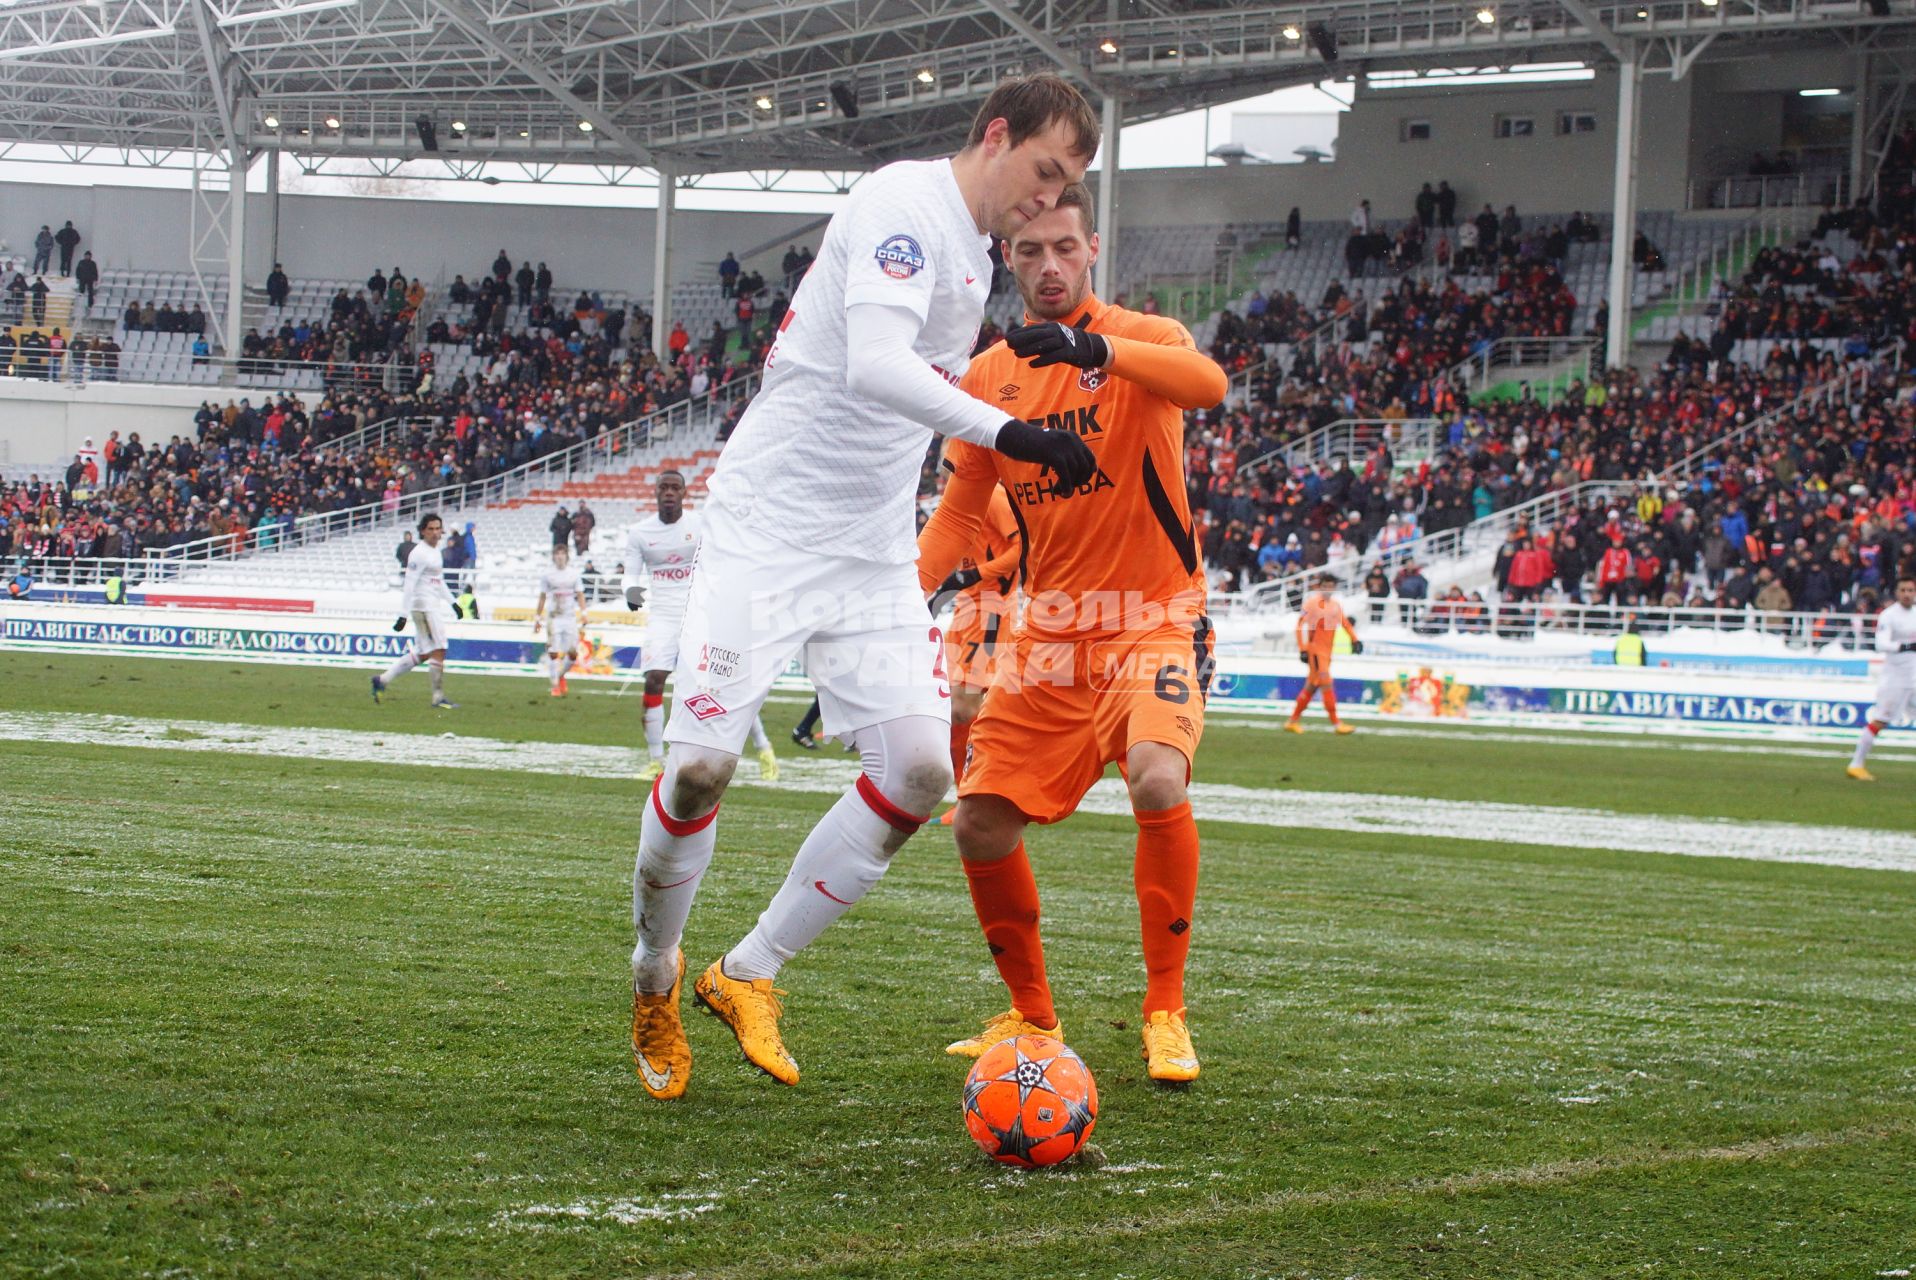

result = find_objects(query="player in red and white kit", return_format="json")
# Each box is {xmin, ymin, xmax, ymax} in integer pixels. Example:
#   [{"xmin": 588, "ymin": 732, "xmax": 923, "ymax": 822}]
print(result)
[
  {"xmin": 1848, "ymin": 574, "xmax": 1916, "ymax": 781},
  {"xmin": 630, "ymin": 75, "xmax": 1104, "ymax": 1100}
]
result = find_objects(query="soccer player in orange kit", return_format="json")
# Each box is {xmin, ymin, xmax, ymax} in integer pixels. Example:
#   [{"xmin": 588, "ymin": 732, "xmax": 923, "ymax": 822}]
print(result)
[
  {"xmin": 1286, "ymin": 572, "xmax": 1362, "ymax": 734},
  {"xmin": 918, "ymin": 182, "xmax": 1228, "ymax": 1082}
]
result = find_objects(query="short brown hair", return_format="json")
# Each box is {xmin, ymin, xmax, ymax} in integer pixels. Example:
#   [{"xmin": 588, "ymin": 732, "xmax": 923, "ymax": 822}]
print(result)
[
  {"xmin": 1008, "ymin": 182, "xmax": 1098, "ymax": 247},
  {"xmin": 966, "ymin": 74, "xmax": 1100, "ymax": 159}
]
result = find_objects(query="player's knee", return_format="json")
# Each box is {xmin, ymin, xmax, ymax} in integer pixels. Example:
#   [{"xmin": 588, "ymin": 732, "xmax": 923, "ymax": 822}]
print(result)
[
  {"xmin": 644, "ymin": 671, "xmax": 667, "ymax": 696},
  {"xmin": 954, "ymin": 797, "xmax": 1025, "ymax": 863},
  {"xmin": 666, "ymin": 748, "xmax": 736, "ymax": 816},
  {"xmin": 1126, "ymin": 744, "xmax": 1189, "ymax": 812},
  {"xmin": 951, "ymin": 687, "xmax": 985, "ymax": 726},
  {"xmin": 864, "ymin": 717, "xmax": 953, "ymax": 815}
]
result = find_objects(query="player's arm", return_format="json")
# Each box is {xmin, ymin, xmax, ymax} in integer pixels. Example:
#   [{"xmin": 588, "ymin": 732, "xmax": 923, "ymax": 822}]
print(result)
[
  {"xmin": 917, "ymin": 459, "xmax": 999, "ymax": 595},
  {"xmin": 1342, "ymin": 614, "xmax": 1364, "ymax": 654},
  {"xmin": 1006, "ymin": 314, "xmax": 1227, "ymax": 409},
  {"xmin": 974, "ymin": 518, "xmax": 1023, "ymax": 589},
  {"xmin": 533, "ymin": 590, "xmax": 546, "ymax": 630}
]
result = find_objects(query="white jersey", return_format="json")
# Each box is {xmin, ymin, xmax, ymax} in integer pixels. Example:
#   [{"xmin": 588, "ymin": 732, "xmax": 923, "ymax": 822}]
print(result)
[
  {"xmin": 538, "ymin": 564, "xmax": 584, "ymax": 619},
  {"xmin": 625, "ymin": 509, "xmax": 702, "ymax": 615},
  {"xmin": 1875, "ymin": 601, "xmax": 1916, "ymax": 672},
  {"xmin": 706, "ymin": 157, "xmax": 995, "ymax": 564},
  {"xmin": 401, "ymin": 540, "xmax": 453, "ymax": 615}
]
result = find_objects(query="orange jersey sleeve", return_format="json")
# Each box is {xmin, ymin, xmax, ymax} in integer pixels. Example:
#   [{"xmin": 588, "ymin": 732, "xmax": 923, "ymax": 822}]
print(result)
[
  {"xmin": 956, "ymin": 297, "xmax": 1219, "ymax": 638},
  {"xmin": 915, "ymin": 454, "xmax": 998, "ymax": 594}
]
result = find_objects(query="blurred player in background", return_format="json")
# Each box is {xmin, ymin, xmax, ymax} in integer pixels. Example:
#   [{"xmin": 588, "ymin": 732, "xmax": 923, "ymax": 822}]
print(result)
[
  {"xmin": 1847, "ymin": 573, "xmax": 1916, "ymax": 781},
  {"xmin": 1286, "ymin": 573, "xmax": 1361, "ymax": 735},
  {"xmin": 629, "ymin": 74, "xmax": 1102, "ymax": 1101},
  {"xmin": 622, "ymin": 469, "xmax": 779, "ymax": 782},
  {"xmin": 534, "ymin": 543, "xmax": 586, "ymax": 697},
  {"xmin": 371, "ymin": 511, "xmax": 458, "ymax": 709},
  {"xmin": 926, "ymin": 464, "xmax": 1022, "ymax": 820},
  {"xmin": 918, "ymin": 181, "xmax": 1227, "ymax": 1082}
]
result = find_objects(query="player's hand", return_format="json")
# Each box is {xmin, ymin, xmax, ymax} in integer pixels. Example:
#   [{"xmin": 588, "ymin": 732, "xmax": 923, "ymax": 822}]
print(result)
[
  {"xmin": 1350, "ymin": 639, "xmax": 1364, "ymax": 655},
  {"xmin": 940, "ymin": 567, "xmax": 982, "ymax": 594},
  {"xmin": 1006, "ymin": 317, "xmax": 1108, "ymax": 371},
  {"xmin": 624, "ymin": 585, "xmax": 645, "ymax": 610},
  {"xmin": 392, "ymin": 616, "xmax": 406, "ymax": 632},
  {"xmin": 1902, "ymin": 641, "xmax": 1916, "ymax": 653},
  {"xmin": 994, "ymin": 418, "xmax": 1096, "ymax": 496},
  {"xmin": 1299, "ymin": 652, "xmax": 1310, "ymax": 666}
]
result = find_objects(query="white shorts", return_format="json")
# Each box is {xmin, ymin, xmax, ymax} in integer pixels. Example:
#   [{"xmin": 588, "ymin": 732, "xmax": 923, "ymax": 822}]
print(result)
[
  {"xmin": 411, "ymin": 609, "xmax": 451, "ymax": 656},
  {"xmin": 666, "ymin": 499, "xmax": 951, "ymax": 755},
  {"xmin": 1870, "ymin": 670, "xmax": 1915, "ymax": 726},
  {"xmin": 547, "ymin": 617, "xmax": 579, "ymax": 658},
  {"xmin": 642, "ymin": 608, "xmax": 686, "ymax": 676}
]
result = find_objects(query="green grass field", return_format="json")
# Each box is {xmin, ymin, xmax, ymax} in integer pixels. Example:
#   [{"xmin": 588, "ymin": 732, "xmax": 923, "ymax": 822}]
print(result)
[{"xmin": 3, "ymin": 652, "xmax": 1914, "ymax": 1278}]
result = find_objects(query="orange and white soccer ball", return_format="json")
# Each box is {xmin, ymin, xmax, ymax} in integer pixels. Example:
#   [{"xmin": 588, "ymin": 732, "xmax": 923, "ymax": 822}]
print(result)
[{"xmin": 962, "ymin": 1034, "xmax": 1098, "ymax": 1167}]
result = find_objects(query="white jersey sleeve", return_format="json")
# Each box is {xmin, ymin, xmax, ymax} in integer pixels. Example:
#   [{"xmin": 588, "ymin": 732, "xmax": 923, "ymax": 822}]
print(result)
[
  {"xmin": 705, "ymin": 157, "xmax": 998, "ymax": 564},
  {"xmin": 401, "ymin": 541, "xmax": 452, "ymax": 614},
  {"xmin": 1877, "ymin": 602, "xmax": 1916, "ymax": 665}
]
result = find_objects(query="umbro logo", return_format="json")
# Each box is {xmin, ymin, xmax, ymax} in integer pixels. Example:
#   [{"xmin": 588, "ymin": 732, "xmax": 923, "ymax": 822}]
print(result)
[{"xmin": 998, "ymin": 383, "xmax": 1020, "ymax": 399}]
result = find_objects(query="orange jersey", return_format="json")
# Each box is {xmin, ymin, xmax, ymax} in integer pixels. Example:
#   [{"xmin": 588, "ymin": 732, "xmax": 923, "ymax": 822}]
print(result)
[
  {"xmin": 953, "ymin": 484, "xmax": 1022, "ymax": 603},
  {"xmin": 918, "ymin": 294, "xmax": 1227, "ymax": 639},
  {"xmin": 1298, "ymin": 594, "xmax": 1350, "ymax": 655}
]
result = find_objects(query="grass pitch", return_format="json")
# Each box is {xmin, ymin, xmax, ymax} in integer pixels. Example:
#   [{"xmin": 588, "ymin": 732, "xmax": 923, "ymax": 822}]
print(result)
[{"xmin": 1, "ymin": 653, "xmax": 1913, "ymax": 1278}]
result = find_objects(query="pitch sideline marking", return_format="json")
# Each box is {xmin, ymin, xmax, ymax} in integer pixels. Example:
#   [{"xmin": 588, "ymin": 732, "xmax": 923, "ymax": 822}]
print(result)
[{"xmin": 2, "ymin": 710, "xmax": 1913, "ymax": 874}]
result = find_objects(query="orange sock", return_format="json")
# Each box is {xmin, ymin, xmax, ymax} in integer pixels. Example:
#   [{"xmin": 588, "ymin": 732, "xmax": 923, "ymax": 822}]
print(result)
[
  {"xmin": 1134, "ymin": 801, "xmax": 1200, "ymax": 1016},
  {"xmin": 960, "ymin": 842, "xmax": 1054, "ymax": 1028},
  {"xmin": 1290, "ymin": 687, "xmax": 1312, "ymax": 721},
  {"xmin": 950, "ymin": 716, "xmax": 973, "ymax": 786},
  {"xmin": 1322, "ymin": 684, "xmax": 1340, "ymax": 725}
]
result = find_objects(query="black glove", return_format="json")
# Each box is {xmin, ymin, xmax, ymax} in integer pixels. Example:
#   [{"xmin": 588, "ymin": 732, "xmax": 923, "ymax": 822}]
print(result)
[
  {"xmin": 391, "ymin": 616, "xmax": 406, "ymax": 632},
  {"xmin": 1350, "ymin": 639, "xmax": 1364, "ymax": 655},
  {"xmin": 624, "ymin": 584, "xmax": 645, "ymax": 610},
  {"xmin": 1299, "ymin": 653, "xmax": 1311, "ymax": 666},
  {"xmin": 940, "ymin": 567, "xmax": 982, "ymax": 594},
  {"xmin": 1902, "ymin": 641, "xmax": 1916, "ymax": 653},
  {"xmin": 995, "ymin": 418, "xmax": 1096, "ymax": 496},
  {"xmin": 1006, "ymin": 317, "xmax": 1108, "ymax": 371}
]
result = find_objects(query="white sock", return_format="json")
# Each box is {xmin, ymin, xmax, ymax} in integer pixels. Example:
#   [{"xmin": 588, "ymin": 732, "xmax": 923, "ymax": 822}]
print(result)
[
  {"xmin": 549, "ymin": 654, "xmax": 563, "ymax": 690},
  {"xmin": 748, "ymin": 715, "xmax": 772, "ymax": 752},
  {"xmin": 643, "ymin": 698, "xmax": 665, "ymax": 761},
  {"xmin": 430, "ymin": 659, "xmax": 445, "ymax": 700},
  {"xmin": 632, "ymin": 766, "xmax": 721, "ymax": 993},
  {"xmin": 1851, "ymin": 725, "xmax": 1878, "ymax": 770},
  {"xmin": 725, "ymin": 777, "xmax": 921, "ymax": 981},
  {"xmin": 380, "ymin": 652, "xmax": 419, "ymax": 684}
]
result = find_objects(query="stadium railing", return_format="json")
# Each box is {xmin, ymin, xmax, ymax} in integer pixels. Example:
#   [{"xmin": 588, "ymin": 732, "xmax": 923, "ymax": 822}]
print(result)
[
  {"xmin": 134, "ymin": 372, "xmax": 758, "ymax": 568},
  {"xmin": 15, "ymin": 350, "xmax": 412, "ymax": 394},
  {"xmin": 1232, "ymin": 418, "xmax": 1445, "ymax": 478},
  {"xmin": 1445, "ymin": 336, "xmax": 1596, "ymax": 403}
]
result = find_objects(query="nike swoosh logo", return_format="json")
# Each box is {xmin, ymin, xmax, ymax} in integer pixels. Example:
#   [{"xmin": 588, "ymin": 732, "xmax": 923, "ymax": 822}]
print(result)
[
  {"xmin": 814, "ymin": 879, "xmax": 854, "ymax": 905},
  {"xmin": 643, "ymin": 871, "xmax": 700, "ymax": 889},
  {"xmin": 965, "ymin": 273, "xmax": 977, "ymax": 285},
  {"xmin": 637, "ymin": 1054, "xmax": 675, "ymax": 1091}
]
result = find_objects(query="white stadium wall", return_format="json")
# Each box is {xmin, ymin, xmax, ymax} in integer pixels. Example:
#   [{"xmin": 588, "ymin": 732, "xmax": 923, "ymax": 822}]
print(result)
[
  {"xmin": 0, "ymin": 378, "xmax": 216, "ymax": 470},
  {"xmin": 0, "ymin": 179, "xmax": 821, "ymax": 296}
]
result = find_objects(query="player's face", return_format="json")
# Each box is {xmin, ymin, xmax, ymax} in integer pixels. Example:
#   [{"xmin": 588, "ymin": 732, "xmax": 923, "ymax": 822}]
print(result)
[
  {"xmin": 1008, "ymin": 207, "xmax": 1098, "ymax": 321},
  {"xmin": 420, "ymin": 519, "xmax": 443, "ymax": 546},
  {"xmin": 1898, "ymin": 579, "xmax": 1916, "ymax": 607},
  {"xmin": 552, "ymin": 547, "xmax": 568, "ymax": 568},
  {"xmin": 977, "ymin": 117, "xmax": 1090, "ymax": 241},
  {"xmin": 656, "ymin": 474, "xmax": 685, "ymax": 520}
]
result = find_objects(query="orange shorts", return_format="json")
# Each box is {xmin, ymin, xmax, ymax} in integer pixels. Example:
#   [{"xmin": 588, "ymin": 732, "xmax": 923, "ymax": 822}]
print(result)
[
  {"xmin": 1303, "ymin": 648, "xmax": 1333, "ymax": 685},
  {"xmin": 945, "ymin": 593, "xmax": 1013, "ymax": 691},
  {"xmin": 960, "ymin": 615, "xmax": 1214, "ymax": 825}
]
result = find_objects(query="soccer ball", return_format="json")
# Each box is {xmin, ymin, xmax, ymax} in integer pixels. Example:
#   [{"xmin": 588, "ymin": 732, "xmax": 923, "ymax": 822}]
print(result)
[{"xmin": 962, "ymin": 1034, "xmax": 1098, "ymax": 1168}]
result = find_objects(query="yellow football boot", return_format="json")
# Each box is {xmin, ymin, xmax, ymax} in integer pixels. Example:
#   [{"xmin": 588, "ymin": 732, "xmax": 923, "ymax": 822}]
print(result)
[
  {"xmin": 1141, "ymin": 1007, "xmax": 1200, "ymax": 1083},
  {"xmin": 636, "ymin": 758, "xmax": 664, "ymax": 783},
  {"xmin": 1846, "ymin": 765, "xmax": 1875, "ymax": 782},
  {"xmin": 1282, "ymin": 721, "xmax": 1304, "ymax": 734},
  {"xmin": 1334, "ymin": 723, "xmax": 1357, "ymax": 735},
  {"xmin": 694, "ymin": 959, "xmax": 799, "ymax": 1085},
  {"xmin": 943, "ymin": 1008, "xmax": 1063, "ymax": 1058},
  {"xmin": 757, "ymin": 746, "xmax": 780, "ymax": 782},
  {"xmin": 631, "ymin": 952, "xmax": 690, "ymax": 1100}
]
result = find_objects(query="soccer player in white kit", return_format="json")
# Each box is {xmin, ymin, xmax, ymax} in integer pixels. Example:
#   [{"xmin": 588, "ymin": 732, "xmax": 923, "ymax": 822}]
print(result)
[
  {"xmin": 623, "ymin": 469, "xmax": 779, "ymax": 782},
  {"xmin": 534, "ymin": 543, "xmax": 586, "ymax": 697},
  {"xmin": 1847, "ymin": 574, "xmax": 1916, "ymax": 781},
  {"xmin": 630, "ymin": 74, "xmax": 1103, "ymax": 1100},
  {"xmin": 371, "ymin": 512, "xmax": 459, "ymax": 709}
]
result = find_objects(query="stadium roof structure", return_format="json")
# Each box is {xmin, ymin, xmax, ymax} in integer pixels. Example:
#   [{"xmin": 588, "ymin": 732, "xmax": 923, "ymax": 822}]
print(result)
[{"xmin": 6, "ymin": 0, "xmax": 1916, "ymax": 184}]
